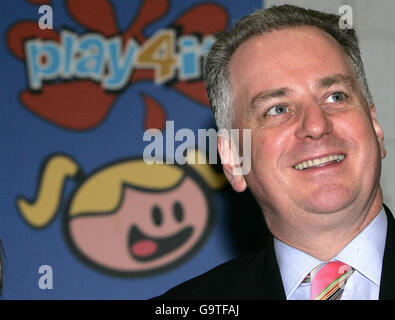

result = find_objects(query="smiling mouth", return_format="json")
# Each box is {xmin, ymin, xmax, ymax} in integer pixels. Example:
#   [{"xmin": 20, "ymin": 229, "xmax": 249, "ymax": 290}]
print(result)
[
  {"xmin": 293, "ymin": 154, "xmax": 345, "ymax": 170},
  {"xmin": 128, "ymin": 225, "xmax": 193, "ymax": 262}
]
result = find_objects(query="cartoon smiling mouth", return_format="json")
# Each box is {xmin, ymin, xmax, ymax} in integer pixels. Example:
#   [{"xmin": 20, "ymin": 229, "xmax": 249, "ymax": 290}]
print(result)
[{"xmin": 128, "ymin": 225, "xmax": 193, "ymax": 261}]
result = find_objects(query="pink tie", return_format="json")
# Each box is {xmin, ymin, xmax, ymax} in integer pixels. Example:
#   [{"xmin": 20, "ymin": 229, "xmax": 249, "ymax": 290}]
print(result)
[{"xmin": 308, "ymin": 261, "xmax": 354, "ymax": 300}]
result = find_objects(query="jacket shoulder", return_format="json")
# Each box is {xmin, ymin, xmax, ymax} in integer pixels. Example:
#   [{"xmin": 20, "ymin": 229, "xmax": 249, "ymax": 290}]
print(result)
[{"xmin": 153, "ymin": 249, "xmax": 269, "ymax": 300}]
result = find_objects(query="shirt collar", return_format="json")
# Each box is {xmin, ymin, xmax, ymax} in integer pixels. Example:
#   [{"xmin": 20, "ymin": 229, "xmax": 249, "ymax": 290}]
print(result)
[
  {"xmin": 273, "ymin": 207, "xmax": 387, "ymax": 299},
  {"xmin": 335, "ymin": 207, "xmax": 387, "ymax": 286},
  {"xmin": 274, "ymin": 236, "xmax": 321, "ymax": 299}
]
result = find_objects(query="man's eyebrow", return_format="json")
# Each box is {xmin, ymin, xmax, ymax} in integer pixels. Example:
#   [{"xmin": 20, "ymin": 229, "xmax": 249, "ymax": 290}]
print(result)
[
  {"xmin": 317, "ymin": 74, "xmax": 356, "ymax": 90},
  {"xmin": 249, "ymin": 74, "xmax": 356, "ymax": 109},
  {"xmin": 250, "ymin": 87, "xmax": 291, "ymax": 109}
]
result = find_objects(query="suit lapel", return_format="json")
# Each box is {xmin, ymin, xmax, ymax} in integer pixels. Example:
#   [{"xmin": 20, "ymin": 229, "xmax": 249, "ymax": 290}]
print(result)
[
  {"xmin": 238, "ymin": 238, "xmax": 286, "ymax": 299},
  {"xmin": 379, "ymin": 204, "xmax": 395, "ymax": 299},
  {"xmin": 236, "ymin": 205, "xmax": 395, "ymax": 300},
  {"xmin": 259, "ymin": 238, "xmax": 287, "ymax": 299}
]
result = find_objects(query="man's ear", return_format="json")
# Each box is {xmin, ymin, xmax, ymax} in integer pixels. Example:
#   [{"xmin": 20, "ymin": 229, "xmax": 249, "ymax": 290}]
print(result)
[
  {"xmin": 370, "ymin": 104, "xmax": 386, "ymax": 159},
  {"xmin": 217, "ymin": 133, "xmax": 247, "ymax": 192}
]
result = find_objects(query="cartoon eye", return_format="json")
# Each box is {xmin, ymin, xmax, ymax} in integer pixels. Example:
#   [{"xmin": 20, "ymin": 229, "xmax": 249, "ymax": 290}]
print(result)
[
  {"xmin": 173, "ymin": 201, "xmax": 184, "ymax": 223},
  {"xmin": 152, "ymin": 205, "xmax": 163, "ymax": 226}
]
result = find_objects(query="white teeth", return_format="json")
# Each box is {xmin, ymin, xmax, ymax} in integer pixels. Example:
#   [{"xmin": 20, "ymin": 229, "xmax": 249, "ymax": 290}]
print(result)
[{"xmin": 294, "ymin": 154, "xmax": 344, "ymax": 170}]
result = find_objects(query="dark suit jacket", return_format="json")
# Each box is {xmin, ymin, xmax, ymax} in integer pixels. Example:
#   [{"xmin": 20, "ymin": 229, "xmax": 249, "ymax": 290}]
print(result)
[{"xmin": 155, "ymin": 204, "xmax": 395, "ymax": 300}]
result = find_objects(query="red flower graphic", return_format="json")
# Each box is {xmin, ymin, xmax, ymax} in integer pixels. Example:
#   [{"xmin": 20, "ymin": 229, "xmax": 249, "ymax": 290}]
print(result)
[{"xmin": 6, "ymin": 0, "xmax": 228, "ymax": 130}]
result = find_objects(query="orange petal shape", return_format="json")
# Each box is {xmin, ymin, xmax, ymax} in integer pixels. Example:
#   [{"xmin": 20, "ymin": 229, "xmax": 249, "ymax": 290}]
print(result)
[
  {"xmin": 169, "ymin": 3, "xmax": 228, "ymax": 106},
  {"xmin": 174, "ymin": 3, "xmax": 228, "ymax": 35},
  {"xmin": 6, "ymin": 21, "xmax": 59, "ymax": 59},
  {"xmin": 20, "ymin": 81, "xmax": 117, "ymax": 130},
  {"xmin": 141, "ymin": 93, "xmax": 167, "ymax": 131},
  {"xmin": 66, "ymin": 0, "xmax": 118, "ymax": 36},
  {"xmin": 123, "ymin": 0, "xmax": 170, "ymax": 44}
]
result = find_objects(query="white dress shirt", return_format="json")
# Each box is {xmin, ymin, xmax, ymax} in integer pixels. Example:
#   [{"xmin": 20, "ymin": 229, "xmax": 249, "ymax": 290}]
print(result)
[{"xmin": 273, "ymin": 207, "xmax": 387, "ymax": 300}]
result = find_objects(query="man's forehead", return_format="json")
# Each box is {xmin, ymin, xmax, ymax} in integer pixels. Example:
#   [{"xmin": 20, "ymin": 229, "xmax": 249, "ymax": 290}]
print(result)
[
  {"xmin": 232, "ymin": 25, "xmax": 339, "ymax": 55},
  {"xmin": 228, "ymin": 26, "xmax": 355, "ymax": 99},
  {"xmin": 229, "ymin": 26, "xmax": 345, "ymax": 71}
]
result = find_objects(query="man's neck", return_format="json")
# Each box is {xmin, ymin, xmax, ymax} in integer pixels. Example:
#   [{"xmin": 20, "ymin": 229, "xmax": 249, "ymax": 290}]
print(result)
[{"xmin": 264, "ymin": 188, "xmax": 383, "ymax": 261}]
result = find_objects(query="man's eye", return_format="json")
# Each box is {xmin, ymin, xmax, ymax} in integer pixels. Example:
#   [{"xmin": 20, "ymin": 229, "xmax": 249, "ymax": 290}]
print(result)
[
  {"xmin": 266, "ymin": 105, "xmax": 289, "ymax": 116},
  {"xmin": 326, "ymin": 92, "xmax": 345, "ymax": 103}
]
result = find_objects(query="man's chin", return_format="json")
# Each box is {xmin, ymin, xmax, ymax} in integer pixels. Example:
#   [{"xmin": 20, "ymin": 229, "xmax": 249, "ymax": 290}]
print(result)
[{"xmin": 297, "ymin": 190, "xmax": 356, "ymax": 215}]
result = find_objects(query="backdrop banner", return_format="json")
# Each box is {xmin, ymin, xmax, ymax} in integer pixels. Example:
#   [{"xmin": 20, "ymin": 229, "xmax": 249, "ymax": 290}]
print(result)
[{"xmin": 1, "ymin": 0, "xmax": 266, "ymax": 299}]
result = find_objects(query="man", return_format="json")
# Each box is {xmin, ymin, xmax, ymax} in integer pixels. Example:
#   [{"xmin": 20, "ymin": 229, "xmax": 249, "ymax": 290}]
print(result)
[{"xmin": 155, "ymin": 5, "xmax": 395, "ymax": 299}]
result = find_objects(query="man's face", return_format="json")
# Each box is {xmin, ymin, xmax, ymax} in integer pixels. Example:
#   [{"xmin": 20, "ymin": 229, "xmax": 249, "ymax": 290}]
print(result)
[{"xmin": 227, "ymin": 26, "xmax": 385, "ymax": 217}]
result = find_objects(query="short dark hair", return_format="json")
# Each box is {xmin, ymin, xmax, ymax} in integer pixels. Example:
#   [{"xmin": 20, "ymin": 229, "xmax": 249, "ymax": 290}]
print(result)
[{"xmin": 204, "ymin": 4, "xmax": 372, "ymax": 129}]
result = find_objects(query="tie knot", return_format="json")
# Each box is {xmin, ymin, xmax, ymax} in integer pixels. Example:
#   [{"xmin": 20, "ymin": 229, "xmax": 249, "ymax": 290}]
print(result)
[{"xmin": 307, "ymin": 261, "xmax": 354, "ymax": 300}]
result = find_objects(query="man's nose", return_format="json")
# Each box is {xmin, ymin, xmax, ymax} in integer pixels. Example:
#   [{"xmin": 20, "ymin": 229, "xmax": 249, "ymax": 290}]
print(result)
[{"xmin": 295, "ymin": 103, "xmax": 333, "ymax": 140}]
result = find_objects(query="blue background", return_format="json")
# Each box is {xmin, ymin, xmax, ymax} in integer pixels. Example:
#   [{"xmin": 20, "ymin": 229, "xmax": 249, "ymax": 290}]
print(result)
[{"xmin": 0, "ymin": 0, "xmax": 266, "ymax": 299}]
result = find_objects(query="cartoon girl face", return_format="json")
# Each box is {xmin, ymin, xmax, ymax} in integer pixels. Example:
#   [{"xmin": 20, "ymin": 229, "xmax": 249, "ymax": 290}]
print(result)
[
  {"xmin": 65, "ymin": 161, "xmax": 214, "ymax": 275},
  {"xmin": 18, "ymin": 153, "xmax": 225, "ymax": 276}
]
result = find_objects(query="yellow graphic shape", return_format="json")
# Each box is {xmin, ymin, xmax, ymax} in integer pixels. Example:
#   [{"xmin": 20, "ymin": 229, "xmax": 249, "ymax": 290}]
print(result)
[
  {"xmin": 136, "ymin": 29, "xmax": 177, "ymax": 84},
  {"xmin": 186, "ymin": 148, "xmax": 227, "ymax": 190},
  {"xmin": 17, "ymin": 155, "xmax": 79, "ymax": 228},
  {"xmin": 17, "ymin": 150, "xmax": 227, "ymax": 226},
  {"xmin": 69, "ymin": 161, "xmax": 184, "ymax": 217}
]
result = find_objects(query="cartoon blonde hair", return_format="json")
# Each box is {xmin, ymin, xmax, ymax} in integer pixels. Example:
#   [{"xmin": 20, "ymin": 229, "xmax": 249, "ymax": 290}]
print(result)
[{"xmin": 17, "ymin": 150, "xmax": 226, "ymax": 228}]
